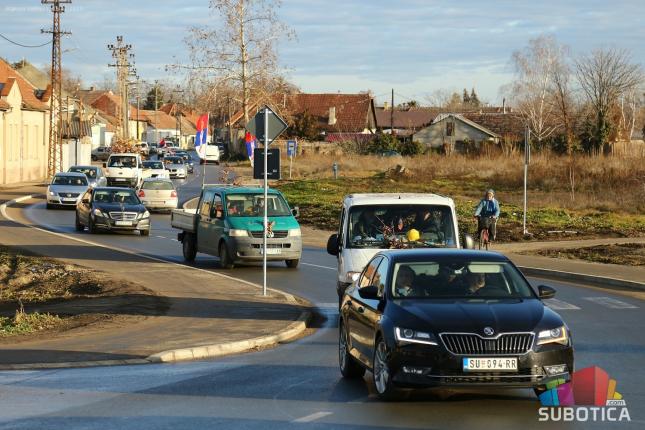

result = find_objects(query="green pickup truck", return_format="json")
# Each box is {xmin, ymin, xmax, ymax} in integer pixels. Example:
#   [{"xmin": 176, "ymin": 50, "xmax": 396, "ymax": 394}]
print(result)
[{"xmin": 171, "ymin": 185, "xmax": 302, "ymax": 268}]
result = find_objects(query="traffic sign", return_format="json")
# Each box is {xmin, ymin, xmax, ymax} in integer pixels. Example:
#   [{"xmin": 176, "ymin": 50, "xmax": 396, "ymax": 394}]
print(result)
[
  {"xmin": 287, "ymin": 140, "xmax": 297, "ymax": 157},
  {"xmin": 245, "ymin": 106, "xmax": 288, "ymax": 145},
  {"xmin": 253, "ymin": 148, "xmax": 281, "ymax": 180}
]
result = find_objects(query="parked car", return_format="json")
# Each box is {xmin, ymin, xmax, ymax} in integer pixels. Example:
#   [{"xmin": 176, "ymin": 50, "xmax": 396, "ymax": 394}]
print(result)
[
  {"xmin": 138, "ymin": 178, "xmax": 178, "ymax": 212},
  {"xmin": 142, "ymin": 160, "xmax": 169, "ymax": 179},
  {"xmin": 91, "ymin": 146, "xmax": 111, "ymax": 162},
  {"xmin": 174, "ymin": 150, "xmax": 194, "ymax": 173},
  {"xmin": 47, "ymin": 172, "xmax": 89, "ymax": 209},
  {"xmin": 68, "ymin": 165, "xmax": 107, "ymax": 188},
  {"xmin": 75, "ymin": 187, "xmax": 150, "ymax": 236},
  {"xmin": 163, "ymin": 156, "xmax": 187, "ymax": 179},
  {"xmin": 338, "ymin": 249, "xmax": 574, "ymax": 400}
]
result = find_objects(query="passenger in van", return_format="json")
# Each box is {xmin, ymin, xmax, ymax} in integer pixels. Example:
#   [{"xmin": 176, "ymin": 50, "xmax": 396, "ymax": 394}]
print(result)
[{"xmin": 355, "ymin": 209, "xmax": 381, "ymax": 238}]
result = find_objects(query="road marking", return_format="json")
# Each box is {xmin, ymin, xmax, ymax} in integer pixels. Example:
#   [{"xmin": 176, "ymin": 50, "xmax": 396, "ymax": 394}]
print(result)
[
  {"xmin": 301, "ymin": 262, "xmax": 336, "ymax": 271},
  {"xmin": 583, "ymin": 297, "xmax": 638, "ymax": 309},
  {"xmin": 544, "ymin": 298, "xmax": 581, "ymax": 310},
  {"xmin": 317, "ymin": 302, "xmax": 339, "ymax": 309},
  {"xmin": 155, "ymin": 235, "xmax": 167, "ymax": 239},
  {"xmin": 292, "ymin": 411, "xmax": 332, "ymax": 423}
]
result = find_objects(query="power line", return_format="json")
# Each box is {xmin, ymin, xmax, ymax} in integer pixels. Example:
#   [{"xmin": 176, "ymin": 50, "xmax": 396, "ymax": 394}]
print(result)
[{"xmin": 0, "ymin": 32, "xmax": 51, "ymax": 48}]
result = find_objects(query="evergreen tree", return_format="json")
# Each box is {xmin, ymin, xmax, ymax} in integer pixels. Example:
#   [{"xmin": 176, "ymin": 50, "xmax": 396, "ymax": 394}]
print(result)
[
  {"xmin": 470, "ymin": 88, "xmax": 480, "ymax": 107},
  {"xmin": 143, "ymin": 85, "xmax": 164, "ymax": 110},
  {"xmin": 462, "ymin": 88, "xmax": 471, "ymax": 104}
]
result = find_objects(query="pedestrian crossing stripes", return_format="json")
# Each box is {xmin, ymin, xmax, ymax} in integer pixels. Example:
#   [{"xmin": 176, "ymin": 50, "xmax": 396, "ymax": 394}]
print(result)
[
  {"xmin": 582, "ymin": 296, "xmax": 639, "ymax": 309},
  {"xmin": 544, "ymin": 298, "xmax": 581, "ymax": 310}
]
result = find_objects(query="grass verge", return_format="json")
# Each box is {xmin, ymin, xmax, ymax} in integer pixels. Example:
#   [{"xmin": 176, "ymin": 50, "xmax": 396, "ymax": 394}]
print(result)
[{"xmin": 528, "ymin": 243, "xmax": 645, "ymax": 266}]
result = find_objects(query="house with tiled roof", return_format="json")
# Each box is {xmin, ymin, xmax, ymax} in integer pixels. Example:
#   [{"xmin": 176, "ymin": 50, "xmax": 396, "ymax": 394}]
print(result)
[
  {"xmin": 0, "ymin": 58, "xmax": 49, "ymax": 185},
  {"xmin": 413, "ymin": 113, "xmax": 502, "ymax": 153},
  {"xmin": 137, "ymin": 109, "xmax": 196, "ymax": 148}
]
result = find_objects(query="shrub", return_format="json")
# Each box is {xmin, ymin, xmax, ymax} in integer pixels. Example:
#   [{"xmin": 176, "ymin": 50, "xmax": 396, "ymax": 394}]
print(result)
[{"xmin": 398, "ymin": 140, "xmax": 425, "ymax": 156}]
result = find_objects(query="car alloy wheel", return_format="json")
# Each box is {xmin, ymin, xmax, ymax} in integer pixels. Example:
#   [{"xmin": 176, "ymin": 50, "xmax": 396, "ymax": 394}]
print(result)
[
  {"xmin": 373, "ymin": 338, "xmax": 398, "ymax": 400},
  {"xmin": 339, "ymin": 322, "xmax": 365, "ymax": 379}
]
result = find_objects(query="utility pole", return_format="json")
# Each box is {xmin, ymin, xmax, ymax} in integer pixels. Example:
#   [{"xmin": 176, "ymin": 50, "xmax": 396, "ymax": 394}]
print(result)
[
  {"xmin": 108, "ymin": 36, "xmax": 135, "ymax": 141},
  {"xmin": 42, "ymin": 0, "xmax": 72, "ymax": 178},
  {"xmin": 390, "ymin": 88, "xmax": 394, "ymax": 135},
  {"xmin": 227, "ymin": 96, "xmax": 233, "ymax": 154},
  {"xmin": 154, "ymin": 80, "xmax": 159, "ymax": 145},
  {"xmin": 172, "ymin": 86, "xmax": 184, "ymax": 147}
]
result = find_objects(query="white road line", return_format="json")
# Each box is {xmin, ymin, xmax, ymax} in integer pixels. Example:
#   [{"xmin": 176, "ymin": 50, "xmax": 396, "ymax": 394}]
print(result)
[
  {"xmin": 583, "ymin": 297, "xmax": 638, "ymax": 309},
  {"xmin": 316, "ymin": 302, "xmax": 339, "ymax": 309},
  {"xmin": 292, "ymin": 411, "xmax": 333, "ymax": 423},
  {"xmin": 300, "ymin": 262, "xmax": 336, "ymax": 271},
  {"xmin": 544, "ymin": 298, "xmax": 581, "ymax": 310},
  {"xmin": 155, "ymin": 235, "xmax": 167, "ymax": 239}
]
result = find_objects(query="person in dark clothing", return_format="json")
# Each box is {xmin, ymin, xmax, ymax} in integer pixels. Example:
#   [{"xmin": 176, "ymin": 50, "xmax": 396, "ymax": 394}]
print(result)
[{"xmin": 473, "ymin": 189, "xmax": 500, "ymax": 240}]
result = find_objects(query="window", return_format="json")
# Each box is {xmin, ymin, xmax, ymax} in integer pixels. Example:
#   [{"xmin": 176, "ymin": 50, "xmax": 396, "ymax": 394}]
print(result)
[
  {"xmin": 211, "ymin": 195, "xmax": 223, "ymax": 219},
  {"xmin": 225, "ymin": 193, "xmax": 291, "ymax": 217},
  {"xmin": 200, "ymin": 190, "xmax": 215, "ymax": 218},
  {"xmin": 142, "ymin": 180, "xmax": 174, "ymax": 190},
  {"xmin": 372, "ymin": 258, "xmax": 389, "ymax": 297},
  {"xmin": 359, "ymin": 257, "xmax": 382, "ymax": 289},
  {"xmin": 446, "ymin": 121, "xmax": 454, "ymax": 137}
]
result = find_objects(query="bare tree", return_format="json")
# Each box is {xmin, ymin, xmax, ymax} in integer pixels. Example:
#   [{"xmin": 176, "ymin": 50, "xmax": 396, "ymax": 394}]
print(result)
[
  {"xmin": 510, "ymin": 35, "xmax": 563, "ymax": 146},
  {"xmin": 575, "ymin": 48, "xmax": 644, "ymax": 152}
]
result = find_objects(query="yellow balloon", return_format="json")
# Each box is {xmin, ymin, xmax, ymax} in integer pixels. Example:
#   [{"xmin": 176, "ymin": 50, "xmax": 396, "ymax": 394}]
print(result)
[{"xmin": 407, "ymin": 229, "xmax": 420, "ymax": 242}]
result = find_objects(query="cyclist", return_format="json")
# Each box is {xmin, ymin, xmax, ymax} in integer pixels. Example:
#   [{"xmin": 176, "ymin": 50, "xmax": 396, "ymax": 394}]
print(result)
[{"xmin": 473, "ymin": 189, "xmax": 500, "ymax": 241}]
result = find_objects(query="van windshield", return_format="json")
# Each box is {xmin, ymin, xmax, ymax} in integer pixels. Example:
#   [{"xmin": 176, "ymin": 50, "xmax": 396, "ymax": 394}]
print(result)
[
  {"xmin": 225, "ymin": 193, "xmax": 291, "ymax": 217},
  {"xmin": 108, "ymin": 156, "xmax": 137, "ymax": 168},
  {"xmin": 347, "ymin": 204, "xmax": 456, "ymax": 249}
]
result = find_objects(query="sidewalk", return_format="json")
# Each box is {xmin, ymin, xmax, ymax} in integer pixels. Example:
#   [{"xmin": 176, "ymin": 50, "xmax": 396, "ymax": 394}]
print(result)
[{"xmin": 0, "ymin": 186, "xmax": 311, "ymax": 369}]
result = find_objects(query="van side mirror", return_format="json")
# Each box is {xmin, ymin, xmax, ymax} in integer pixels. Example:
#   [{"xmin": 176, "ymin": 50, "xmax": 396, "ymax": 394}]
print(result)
[
  {"xmin": 326, "ymin": 234, "xmax": 339, "ymax": 256},
  {"xmin": 538, "ymin": 285, "xmax": 556, "ymax": 299},
  {"xmin": 463, "ymin": 234, "xmax": 475, "ymax": 250},
  {"xmin": 358, "ymin": 285, "xmax": 380, "ymax": 301},
  {"xmin": 291, "ymin": 206, "xmax": 300, "ymax": 218}
]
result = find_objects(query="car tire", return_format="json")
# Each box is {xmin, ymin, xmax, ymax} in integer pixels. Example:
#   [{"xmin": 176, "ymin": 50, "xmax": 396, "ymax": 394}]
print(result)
[
  {"xmin": 219, "ymin": 242, "xmax": 235, "ymax": 269},
  {"xmin": 75, "ymin": 213, "xmax": 84, "ymax": 232},
  {"xmin": 91, "ymin": 155, "xmax": 97, "ymax": 161},
  {"xmin": 140, "ymin": 229, "xmax": 150, "ymax": 237},
  {"xmin": 182, "ymin": 233, "xmax": 197, "ymax": 262},
  {"xmin": 46, "ymin": 203, "xmax": 54, "ymax": 210},
  {"xmin": 88, "ymin": 216, "xmax": 96, "ymax": 234},
  {"xmin": 285, "ymin": 259, "xmax": 299, "ymax": 269},
  {"xmin": 373, "ymin": 337, "xmax": 399, "ymax": 401},
  {"xmin": 339, "ymin": 321, "xmax": 365, "ymax": 379}
]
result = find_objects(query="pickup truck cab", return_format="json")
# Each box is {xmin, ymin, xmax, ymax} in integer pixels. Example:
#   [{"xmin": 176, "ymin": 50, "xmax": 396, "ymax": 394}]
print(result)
[
  {"xmin": 171, "ymin": 185, "xmax": 302, "ymax": 268},
  {"xmin": 326, "ymin": 193, "xmax": 468, "ymax": 302},
  {"xmin": 104, "ymin": 153, "xmax": 143, "ymax": 188}
]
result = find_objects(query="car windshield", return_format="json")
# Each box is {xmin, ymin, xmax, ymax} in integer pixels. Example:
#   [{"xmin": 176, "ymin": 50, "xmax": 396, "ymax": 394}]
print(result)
[
  {"xmin": 52, "ymin": 175, "xmax": 88, "ymax": 186},
  {"xmin": 165, "ymin": 157, "xmax": 183, "ymax": 164},
  {"xmin": 142, "ymin": 181, "xmax": 174, "ymax": 190},
  {"xmin": 143, "ymin": 161, "xmax": 164, "ymax": 169},
  {"xmin": 391, "ymin": 260, "xmax": 535, "ymax": 299},
  {"xmin": 347, "ymin": 204, "xmax": 456, "ymax": 249},
  {"xmin": 108, "ymin": 156, "xmax": 137, "ymax": 168},
  {"xmin": 93, "ymin": 189, "xmax": 140, "ymax": 205},
  {"xmin": 69, "ymin": 167, "xmax": 97, "ymax": 178},
  {"xmin": 225, "ymin": 193, "xmax": 291, "ymax": 217}
]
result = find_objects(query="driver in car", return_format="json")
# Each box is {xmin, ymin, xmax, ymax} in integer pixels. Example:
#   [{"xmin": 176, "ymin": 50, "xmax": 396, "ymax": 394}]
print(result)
[{"xmin": 395, "ymin": 265, "xmax": 418, "ymax": 297}]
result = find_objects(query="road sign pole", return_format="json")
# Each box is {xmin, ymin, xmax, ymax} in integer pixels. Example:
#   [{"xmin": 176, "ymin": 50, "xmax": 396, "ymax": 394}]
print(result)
[
  {"xmin": 523, "ymin": 127, "xmax": 530, "ymax": 235},
  {"xmin": 263, "ymin": 108, "xmax": 269, "ymax": 296}
]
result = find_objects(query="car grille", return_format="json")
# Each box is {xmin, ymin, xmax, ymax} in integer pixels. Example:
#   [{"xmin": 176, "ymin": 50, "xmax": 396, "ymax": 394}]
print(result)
[
  {"xmin": 249, "ymin": 230, "xmax": 288, "ymax": 238},
  {"xmin": 61, "ymin": 193, "xmax": 80, "ymax": 198},
  {"xmin": 109, "ymin": 212, "xmax": 138, "ymax": 221},
  {"xmin": 440, "ymin": 333, "xmax": 534, "ymax": 355}
]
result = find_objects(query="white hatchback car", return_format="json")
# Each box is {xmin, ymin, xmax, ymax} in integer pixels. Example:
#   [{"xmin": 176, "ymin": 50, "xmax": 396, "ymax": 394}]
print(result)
[{"xmin": 137, "ymin": 178, "xmax": 178, "ymax": 212}]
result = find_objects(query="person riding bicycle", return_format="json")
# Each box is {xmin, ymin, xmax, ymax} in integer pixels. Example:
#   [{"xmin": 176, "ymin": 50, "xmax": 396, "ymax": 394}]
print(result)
[{"xmin": 474, "ymin": 189, "xmax": 500, "ymax": 241}]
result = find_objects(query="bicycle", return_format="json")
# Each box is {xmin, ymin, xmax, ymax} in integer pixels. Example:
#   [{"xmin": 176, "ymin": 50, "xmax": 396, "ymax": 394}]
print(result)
[{"xmin": 475, "ymin": 216, "xmax": 496, "ymax": 250}]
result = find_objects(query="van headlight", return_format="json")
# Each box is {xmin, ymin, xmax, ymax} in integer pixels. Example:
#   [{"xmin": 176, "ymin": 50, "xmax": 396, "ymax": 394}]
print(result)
[
  {"xmin": 288, "ymin": 228, "xmax": 301, "ymax": 237},
  {"xmin": 395, "ymin": 327, "xmax": 438, "ymax": 346},
  {"xmin": 537, "ymin": 326, "xmax": 569, "ymax": 346}
]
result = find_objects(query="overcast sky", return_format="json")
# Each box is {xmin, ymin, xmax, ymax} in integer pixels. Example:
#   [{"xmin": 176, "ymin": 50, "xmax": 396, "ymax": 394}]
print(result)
[{"xmin": 1, "ymin": 0, "xmax": 643, "ymax": 105}]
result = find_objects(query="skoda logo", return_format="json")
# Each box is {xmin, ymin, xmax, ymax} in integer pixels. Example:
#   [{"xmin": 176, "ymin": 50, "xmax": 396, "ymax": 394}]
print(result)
[{"xmin": 483, "ymin": 327, "xmax": 495, "ymax": 336}]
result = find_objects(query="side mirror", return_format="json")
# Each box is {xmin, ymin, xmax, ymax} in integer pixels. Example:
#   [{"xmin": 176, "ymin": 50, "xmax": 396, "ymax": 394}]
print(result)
[
  {"xmin": 358, "ymin": 285, "xmax": 380, "ymax": 301},
  {"xmin": 291, "ymin": 206, "xmax": 300, "ymax": 218},
  {"xmin": 538, "ymin": 285, "xmax": 556, "ymax": 299},
  {"xmin": 102, "ymin": 162, "xmax": 107, "ymax": 168},
  {"xmin": 82, "ymin": 198, "xmax": 90, "ymax": 204},
  {"xmin": 463, "ymin": 234, "xmax": 475, "ymax": 250},
  {"xmin": 326, "ymin": 234, "xmax": 339, "ymax": 256}
]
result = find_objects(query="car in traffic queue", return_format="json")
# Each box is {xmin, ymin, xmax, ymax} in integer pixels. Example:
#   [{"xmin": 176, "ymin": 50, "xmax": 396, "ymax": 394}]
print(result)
[
  {"xmin": 91, "ymin": 146, "xmax": 111, "ymax": 162},
  {"xmin": 338, "ymin": 249, "xmax": 574, "ymax": 400},
  {"xmin": 75, "ymin": 187, "xmax": 151, "ymax": 236},
  {"xmin": 171, "ymin": 185, "xmax": 302, "ymax": 268},
  {"xmin": 163, "ymin": 156, "xmax": 187, "ymax": 179},
  {"xmin": 68, "ymin": 165, "xmax": 108, "ymax": 188},
  {"xmin": 47, "ymin": 172, "xmax": 90, "ymax": 209},
  {"xmin": 142, "ymin": 160, "xmax": 169, "ymax": 179},
  {"xmin": 174, "ymin": 150, "xmax": 194, "ymax": 174},
  {"xmin": 137, "ymin": 178, "xmax": 178, "ymax": 212}
]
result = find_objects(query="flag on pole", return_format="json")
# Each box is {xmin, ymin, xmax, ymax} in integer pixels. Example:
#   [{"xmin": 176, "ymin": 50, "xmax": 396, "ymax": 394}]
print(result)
[
  {"xmin": 195, "ymin": 113, "xmax": 209, "ymax": 158},
  {"xmin": 245, "ymin": 131, "xmax": 256, "ymax": 167},
  {"xmin": 159, "ymin": 138, "xmax": 166, "ymax": 147}
]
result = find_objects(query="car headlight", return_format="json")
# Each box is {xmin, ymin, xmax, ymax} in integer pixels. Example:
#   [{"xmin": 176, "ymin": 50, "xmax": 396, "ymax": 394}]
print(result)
[
  {"xmin": 229, "ymin": 229, "xmax": 248, "ymax": 237},
  {"xmin": 537, "ymin": 326, "xmax": 569, "ymax": 346},
  {"xmin": 48, "ymin": 190, "xmax": 57, "ymax": 196},
  {"xmin": 93, "ymin": 208, "xmax": 104, "ymax": 217},
  {"xmin": 140, "ymin": 210, "xmax": 150, "ymax": 219},
  {"xmin": 288, "ymin": 227, "xmax": 301, "ymax": 237},
  {"xmin": 395, "ymin": 327, "xmax": 438, "ymax": 346},
  {"xmin": 346, "ymin": 271, "xmax": 361, "ymax": 283}
]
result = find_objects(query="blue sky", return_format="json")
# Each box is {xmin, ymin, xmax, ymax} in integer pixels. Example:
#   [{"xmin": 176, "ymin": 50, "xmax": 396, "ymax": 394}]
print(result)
[{"xmin": 1, "ymin": 0, "xmax": 643, "ymax": 105}]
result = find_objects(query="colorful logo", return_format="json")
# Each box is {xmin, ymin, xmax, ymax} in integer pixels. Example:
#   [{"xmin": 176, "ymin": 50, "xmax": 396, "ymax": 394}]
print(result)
[{"xmin": 539, "ymin": 366, "xmax": 624, "ymax": 406}]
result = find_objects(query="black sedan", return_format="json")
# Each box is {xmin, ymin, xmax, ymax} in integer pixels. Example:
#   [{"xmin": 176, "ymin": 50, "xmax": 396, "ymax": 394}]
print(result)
[
  {"xmin": 75, "ymin": 187, "xmax": 151, "ymax": 236},
  {"xmin": 338, "ymin": 249, "xmax": 574, "ymax": 400}
]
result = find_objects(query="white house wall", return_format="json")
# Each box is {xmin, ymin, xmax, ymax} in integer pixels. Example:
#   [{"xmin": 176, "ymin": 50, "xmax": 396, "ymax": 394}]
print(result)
[{"xmin": 413, "ymin": 116, "xmax": 493, "ymax": 149}]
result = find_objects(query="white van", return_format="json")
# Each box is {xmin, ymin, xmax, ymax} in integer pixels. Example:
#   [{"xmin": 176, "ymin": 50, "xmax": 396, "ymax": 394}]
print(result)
[
  {"xmin": 326, "ymin": 193, "xmax": 469, "ymax": 302},
  {"xmin": 104, "ymin": 153, "xmax": 144, "ymax": 188},
  {"xmin": 198, "ymin": 143, "xmax": 220, "ymax": 165}
]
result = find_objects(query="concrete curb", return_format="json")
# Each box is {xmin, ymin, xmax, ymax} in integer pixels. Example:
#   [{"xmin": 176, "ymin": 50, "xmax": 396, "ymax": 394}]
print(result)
[{"xmin": 518, "ymin": 265, "xmax": 645, "ymax": 292}]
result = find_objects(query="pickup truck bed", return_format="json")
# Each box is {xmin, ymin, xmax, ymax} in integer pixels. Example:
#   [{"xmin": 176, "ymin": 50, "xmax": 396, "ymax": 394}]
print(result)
[{"xmin": 171, "ymin": 209, "xmax": 198, "ymax": 233}]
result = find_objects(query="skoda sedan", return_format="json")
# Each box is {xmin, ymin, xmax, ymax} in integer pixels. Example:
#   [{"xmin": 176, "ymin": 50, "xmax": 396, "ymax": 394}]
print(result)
[{"xmin": 338, "ymin": 249, "xmax": 574, "ymax": 400}]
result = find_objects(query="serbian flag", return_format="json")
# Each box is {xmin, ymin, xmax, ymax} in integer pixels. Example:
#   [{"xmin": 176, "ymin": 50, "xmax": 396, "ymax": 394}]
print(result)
[
  {"xmin": 159, "ymin": 138, "xmax": 166, "ymax": 147},
  {"xmin": 245, "ymin": 131, "xmax": 256, "ymax": 166},
  {"xmin": 195, "ymin": 113, "xmax": 209, "ymax": 158}
]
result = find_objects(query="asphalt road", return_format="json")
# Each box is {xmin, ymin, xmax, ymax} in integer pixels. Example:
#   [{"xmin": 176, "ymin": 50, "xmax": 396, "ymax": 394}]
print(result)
[{"xmin": 0, "ymin": 156, "xmax": 643, "ymax": 429}]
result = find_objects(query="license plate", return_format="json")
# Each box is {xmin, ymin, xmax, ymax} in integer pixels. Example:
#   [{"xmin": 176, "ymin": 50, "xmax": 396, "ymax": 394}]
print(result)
[
  {"xmin": 62, "ymin": 198, "xmax": 76, "ymax": 202},
  {"xmin": 463, "ymin": 357, "xmax": 518, "ymax": 372},
  {"xmin": 115, "ymin": 178, "xmax": 126, "ymax": 181},
  {"xmin": 115, "ymin": 220, "xmax": 132, "ymax": 226},
  {"xmin": 260, "ymin": 248, "xmax": 282, "ymax": 255}
]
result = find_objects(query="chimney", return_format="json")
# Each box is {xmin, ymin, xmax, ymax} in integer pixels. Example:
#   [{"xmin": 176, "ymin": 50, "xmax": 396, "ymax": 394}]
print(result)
[
  {"xmin": 89, "ymin": 86, "xmax": 95, "ymax": 91},
  {"xmin": 383, "ymin": 101, "xmax": 389, "ymax": 110},
  {"xmin": 502, "ymin": 98, "xmax": 506, "ymax": 114},
  {"xmin": 328, "ymin": 106, "xmax": 336, "ymax": 125}
]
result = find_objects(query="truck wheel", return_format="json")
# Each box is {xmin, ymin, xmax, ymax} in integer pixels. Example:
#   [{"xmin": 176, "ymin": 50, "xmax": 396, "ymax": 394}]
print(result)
[
  {"xmin": 285, "ymin": 259, "xmax": 299, "ymax": 269},
  {"xmin": 182, "ymin": 233, "xmax": 197, "ymax": 262},
  {"xmin": 219, "ymin": 242, "xmax": 234, "ymax": 269}
]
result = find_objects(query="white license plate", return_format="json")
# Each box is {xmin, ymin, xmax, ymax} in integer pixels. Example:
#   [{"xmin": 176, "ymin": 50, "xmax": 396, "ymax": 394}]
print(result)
[
  {"xmin": 260, "ymin": 248, "xmax": 282, "ymax": 255},
  {"xmin": 62, "ymin": 198, "xmax": 76, "ymax": 202},
  {"xmin": 115, "ymin": 178, "xmax": 126, "ymax": 181},
  {"xmin": 115, "ymin": 220, "xmax": 132, "ymax": 226},
  {"xmin": 463, "ymin": 357, "xmax": 518, "ymax": 372}
]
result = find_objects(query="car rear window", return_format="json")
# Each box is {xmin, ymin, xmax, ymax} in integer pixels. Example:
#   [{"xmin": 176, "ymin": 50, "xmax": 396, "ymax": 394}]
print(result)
[{"xmin": 142, "ymin": 181, "xmax": 174, "ymax": 190}]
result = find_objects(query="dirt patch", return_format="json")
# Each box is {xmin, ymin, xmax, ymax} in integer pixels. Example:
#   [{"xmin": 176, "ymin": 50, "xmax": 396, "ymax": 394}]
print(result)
[
  {"xmin": 527, "ymin": 243, "xmax": 645, "ymax": 266},
  {"xmin": 0, "ymin": 246, "xmax": 169, "ymax": 341}
]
